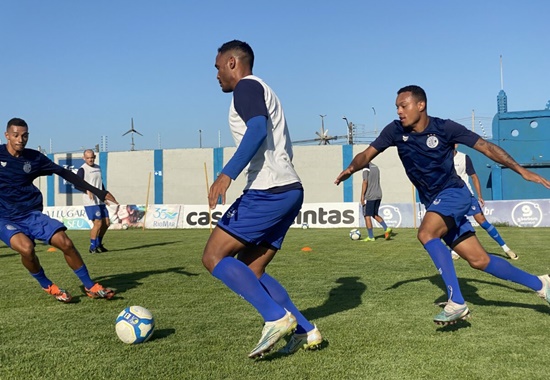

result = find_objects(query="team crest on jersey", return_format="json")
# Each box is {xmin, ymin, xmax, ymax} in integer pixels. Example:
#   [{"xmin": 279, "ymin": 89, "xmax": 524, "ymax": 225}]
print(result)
[
  {"xmin": 0, "ymin": 161, "xmax": 6, "ymax": 167},
  {"xmin": 23, "ymin": 161, "xmax": 32, "ymax": 173},
  {"xmin": 426, "ymin": 135, "xmax": 439, "ymax": 148},
  {"xmin": 402, "ymin": 135, "xmax": 409, "ymax": 142}
]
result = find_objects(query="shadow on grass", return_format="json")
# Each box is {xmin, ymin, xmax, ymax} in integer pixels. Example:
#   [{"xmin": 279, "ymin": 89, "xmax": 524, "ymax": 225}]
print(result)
[
  {"xmin": 386, "ymin": 274, "xmax": 548, "ymax": 315},
  {"xmin": 87, "ymin": 267, "xmax": 200, "ymax": 296},
  {"xmin": 301, "ymin": 276, "xmax": 367, "ymax": 321},
  {"xmin": 150, "ymin": 328, "xmax": 176, "ymax": 341},
  {"xmin": 99, "ymin": 240, "xmax": 184, "ymax": 253},
  {"xmin": 258, "ymin": 339, "xmax": 330, "ymax": 362}
]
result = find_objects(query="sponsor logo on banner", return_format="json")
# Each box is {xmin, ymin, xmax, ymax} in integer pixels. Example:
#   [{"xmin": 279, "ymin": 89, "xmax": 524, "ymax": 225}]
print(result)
[{"xmin": 511, "ymin": 201, "xmax": 543, "ymax": 227}]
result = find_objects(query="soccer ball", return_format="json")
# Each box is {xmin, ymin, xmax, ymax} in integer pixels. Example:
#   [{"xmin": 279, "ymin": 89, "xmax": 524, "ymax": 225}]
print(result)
[
  {"xmin": 115, "ymin": 306, "xmax": 155, "ymax": 344},
  {"xmin": 301, "ymin": 223, "xmax": 309, "ymax": 229},
  {"xmin": 349, "ymin": 229, "xmax": 361, "ymax": 241}
]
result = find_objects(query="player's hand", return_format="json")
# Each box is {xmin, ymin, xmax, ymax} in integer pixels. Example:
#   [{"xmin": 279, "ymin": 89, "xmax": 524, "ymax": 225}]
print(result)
[
  {"xmin": 104, "ymin": 192, "xmax": 119, "ymax": 205},
  {"xmin": 478, "ymin": 197, "xmax": 485, "ymax": 208},
  {"xmin": 522, "ymin": 171, "xmax": 550, "ymax": 189},
  {"xmin": 87, "ymin": 190, "xmax": 94, "ymax": 200},
  {"xmin": 209, "ymin": 173, "xmax": 232, "ymax": 209},
  {"xmin": 335, "ymin": 168, "xmax": 353, "ymax": 185}
]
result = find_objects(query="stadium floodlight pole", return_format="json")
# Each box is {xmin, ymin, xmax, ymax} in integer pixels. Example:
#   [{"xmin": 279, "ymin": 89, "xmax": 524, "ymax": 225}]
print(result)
[
  {"xmin": 372, "ymin": 107, "xmax": 377, "ymax": 136},
  {"xmin": 342, "ymin": 116, "xmax": 353, "ymax": 145},
  {"xmin": 199, "ymin": 129, "xmax": 202, "ymax": 148}
]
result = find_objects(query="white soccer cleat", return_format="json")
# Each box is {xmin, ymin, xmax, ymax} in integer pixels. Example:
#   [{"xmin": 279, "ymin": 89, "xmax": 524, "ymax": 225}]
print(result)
[
  {"xmin": 279, "ymin": 325, "xmax": 323, "ymax": 354},
  {"xmin": 248, "ymin": 311, "xmax": 297, "ymax": 359}
]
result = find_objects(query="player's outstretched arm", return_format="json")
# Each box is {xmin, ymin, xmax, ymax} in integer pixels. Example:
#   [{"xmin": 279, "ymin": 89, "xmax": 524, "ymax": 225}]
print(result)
[
  {"xmin": 335, "ymin": 146, "xmax": 379, "ymax": 185},
  {"xmin": 473, "ymin": 138, "xmax": 550, "ymax": 189}
]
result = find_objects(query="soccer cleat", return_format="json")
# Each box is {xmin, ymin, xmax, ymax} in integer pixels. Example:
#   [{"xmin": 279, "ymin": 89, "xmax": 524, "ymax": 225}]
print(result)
[
  {"xmin": 504, "ymin": 249, "xmax": 518, "ymax": 260},
  {"xmin": 85, "ymin": 283, "xmax": 115, "ymax": 299},
  {"xmin": 89, "ymin": 247, "xmax": 101, "ymax": 254},
  {"xmin": 362, "ymin": 237, "xmax": 375, "ymax": 242},
  {"xmin": 451, "ymin": 250, "xmax": 461, "ymax": 260},
  {"xmin": 434, "ymin": 299, "xmax": 470, "ymax": 325},
  {"xmin": 248, "ymin": 311, "xmax": 297, "ymax": 359},
  {"xmin": 536, "ymin": 274, "xmax": 550, "ymax": 304},
  {"xmin": 97, "ymin": 245, "xmax": 109, "ymax": 253},
  {"xmin": 44, "ymin": 284, "xmax": 72, "ymax": 303},
  {"xmin": 384, "ymin": 228, "xmax": 392, "ymax": 240},
  {"xmin": 279, "ymin": 325, "xmax": 323, "ymax": 354}
]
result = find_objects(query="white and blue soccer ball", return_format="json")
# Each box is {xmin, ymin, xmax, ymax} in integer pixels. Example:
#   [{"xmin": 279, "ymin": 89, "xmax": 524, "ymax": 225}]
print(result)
[
  {"xmin": 115, "ymin": 306, "xmax": 155, "ymax": 344},
  {"xmin": 301, "ymin": 223, "xmax": 309, "ymax": 229},
  {"xmin": 349, "ymin": 229, "xmax": 362, "ymax": 241}
]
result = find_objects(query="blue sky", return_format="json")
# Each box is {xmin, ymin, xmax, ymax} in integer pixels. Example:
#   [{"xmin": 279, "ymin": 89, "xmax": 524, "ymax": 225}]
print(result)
[{"xmin": 2, "ymin": 1, "xmax": 549, "ymax": 153}]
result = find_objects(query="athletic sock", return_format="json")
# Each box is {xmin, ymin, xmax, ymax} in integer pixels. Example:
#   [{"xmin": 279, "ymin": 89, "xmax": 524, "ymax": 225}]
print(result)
[
  {"xmin": 90, "ymin": 239, "xmax": 97, "ymax": 249},
  {"xmin": 424, "ymin": 238, "xmax": 465, "ymax": 304},
  {"xmin": 30, "ymin": 267, "xmax": 53, "ymax": 289},
  {"xmin": 259, "ymin": 273, "xmax": 314, "ymax": 334},
  {"xmin": 367, "ymin": 228, "xmax": 374, "ymax": 239},
  {"xmin": 480, "ymin": 221, "xmax": 506, "ymax": 247},
  {"xmin": 379, "ymin": 220, "xmax": 388, "ymax": 230},
  {"xmin": 483, "ymin": 255, "xmax": 542, "ymax": 291},
  {"xmin": 74, "ymin": 265, "xmax": 95, "ymax": 289},
  {"xmin": 212, "ymin": 257, "xmax": 285, "ymax": 322}
]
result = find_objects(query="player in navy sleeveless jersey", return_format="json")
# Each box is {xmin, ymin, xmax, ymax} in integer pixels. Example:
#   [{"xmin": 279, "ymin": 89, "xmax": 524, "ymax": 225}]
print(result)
[
  {"xmin": 202, "ymin": 40, "xmax": 321, "ymax": 358},
  {"xmin": 453, "ymin": 147, "xmax": 517, "ymax": 260},
  {"xmin": 0, "ymin": 118, "xmax": 117, "ymax": 302},
  {"xmin": 336, "ymin": 85, "xmax": 550, "ymax": 325}
]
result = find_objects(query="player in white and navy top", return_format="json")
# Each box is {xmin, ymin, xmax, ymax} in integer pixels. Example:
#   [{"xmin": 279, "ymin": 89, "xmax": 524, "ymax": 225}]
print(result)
[
  {"xmin": 0, "ymin": 118, "xmax": 117, "ymax": 302},
  {"xmin": 76, "ymin": 149, "xmax": 110, "ymax": 254},
  {"xmin": 336, "ymin": 85, "xmax": 550, "ymax": 325},
  {"xmin": 454, "ymin": 148, "xmax": 517, "ymax": 259},
  {"xmin": 202, "ymin": 40, "xmax": 321, "ymax": 358}
]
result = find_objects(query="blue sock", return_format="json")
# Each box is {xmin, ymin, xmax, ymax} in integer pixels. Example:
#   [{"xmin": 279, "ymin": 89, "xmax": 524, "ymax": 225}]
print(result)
[
  {"xmin": 259, "ymin": 273, "xmax": 314, "ymax": 334},
  {"xmin": 90, "ymin": 239, "xmax": 97, "ymax": 249},
  {"xmin": 378, "ymin": 220, "xmax": 388, "ymax": 230},
  {"xmin": 212, "ymin": 257, "xmax": 285, "ymax": 322},
  {"xmin": 480, "ymin": 221, "xmax": 506, "ymax": 247},
  {"xmin": 98, "ymin": 236, "xmax": 103, "ymax": 245},
  {"xmin": 483, "ymin": 255, "xmax": 542, "ymax": 291},
  {"xmin": 367, "ymin": 228, "xmax": 374, "ymax": 238},
  {"xmin": 74, "ymin": 265, "xmax": 95, "ymax": 289},
  {"xmin": 30, "ymin": 267, "xmax": 53, "ymax": 289},
  {"xmin": 424, "ymin": 239, "xmax": 465, "ymax": 304}
]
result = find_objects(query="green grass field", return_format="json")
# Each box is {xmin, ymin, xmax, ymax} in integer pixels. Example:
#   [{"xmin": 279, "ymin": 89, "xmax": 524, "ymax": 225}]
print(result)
[{"xmin": 1, "ymin": 227, "xmax": 549, "ymax": 380}]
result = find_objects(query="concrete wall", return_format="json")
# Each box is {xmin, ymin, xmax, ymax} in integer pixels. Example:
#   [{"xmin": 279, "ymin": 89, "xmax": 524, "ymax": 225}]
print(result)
[{"xmin": 39, "ymin": 144, "xmax": 412, "ymax": 207}]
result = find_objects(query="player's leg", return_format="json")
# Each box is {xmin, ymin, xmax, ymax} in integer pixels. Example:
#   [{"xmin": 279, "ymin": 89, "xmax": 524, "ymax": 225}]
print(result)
[
  {"xmin": 453, "ymin": 236, "xmax": 547, "ymax": 302},
  {"xmin": 362, "ymin": 202, "xmax": 375, "ymax": 241},
  {"xmin": 4, "ymin": 223, "xmax": 72, "ymax": 303},
  {"xmin": 97, "ymin": 206, "xmax": 110, "ymax": 252},
  {"xmin": 473, "ymin": 212, "xmax": 517, "ymax": 260},
  {"xmin": 84, "ymin": 205, "xmax": 102, "ymax": 253}
]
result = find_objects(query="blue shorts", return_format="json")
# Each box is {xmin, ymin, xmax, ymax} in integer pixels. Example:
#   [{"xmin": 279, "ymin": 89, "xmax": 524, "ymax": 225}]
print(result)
[
  {"xmin": 362, "ymin": 199, "xmax": 381, "ymax": 217},
  {"xmin": 217, "ymin": 188, "xmax": 303, "ymax": 250},
  {"xmin": 426, "ymin": 186, "xmax": 475, "ymax": 247},
  {"xmin": 466, "ymin": 196, "xmax": 482, "ymax": 217},
  {"xmin": 84, "ymin": 204, "xmax": 110, "ymax": 221},
  {"xmin": 0, "ymin": 211, "xmax": 67, "ymax": 247}
]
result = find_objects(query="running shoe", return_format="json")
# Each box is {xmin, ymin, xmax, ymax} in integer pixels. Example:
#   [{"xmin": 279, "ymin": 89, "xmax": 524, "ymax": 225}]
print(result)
[
  {"xmin": 97, "ymin": 245, "xmax": 109, "ymax": 253},
  {"xmin": 434, "ymin": 300, "xmax": 470, "ymax": 325},
  {"xmin": 248, "ymin": 311, "xmax": 297, "ymax": 359},
  {"xmin": 384, "ymin": 228, "xmax": 392, "ymax": 240},
  {"xmin": 43, "ymin": 284, "xmax": 72, "ymax": 303},
  {"xmin": 537, "ymin": 274, "xmax": 550, "ymax": 304},
  {"xmin": 504, "ymin": 249, "xmax": 518, "ymax": 260},
  {"xmin": 279, "ymin": 325, "xmax": 323, "ymax": 354},
  {"xmin": 85, "ymin": 283, "xmax": 115, "ymax": 299},
  {"xmin": 89, "ymin": 247, "xmax": 101, "ymax": 254}
]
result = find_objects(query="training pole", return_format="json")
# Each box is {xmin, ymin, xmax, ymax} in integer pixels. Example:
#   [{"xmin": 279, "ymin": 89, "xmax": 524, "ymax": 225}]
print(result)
[{"xmin": 204, "ymin": 162, "xmax": 213, "ymax": 233}]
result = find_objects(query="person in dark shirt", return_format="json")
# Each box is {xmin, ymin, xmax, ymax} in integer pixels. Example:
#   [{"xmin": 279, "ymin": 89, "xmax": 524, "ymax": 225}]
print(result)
[
  {"xmin": 0, "ymin": 118, "xmax": 118, "ymax": 302},
  {"xmin": 335, "ymin": 85, "xmax": 550, "ymax": 326}
]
